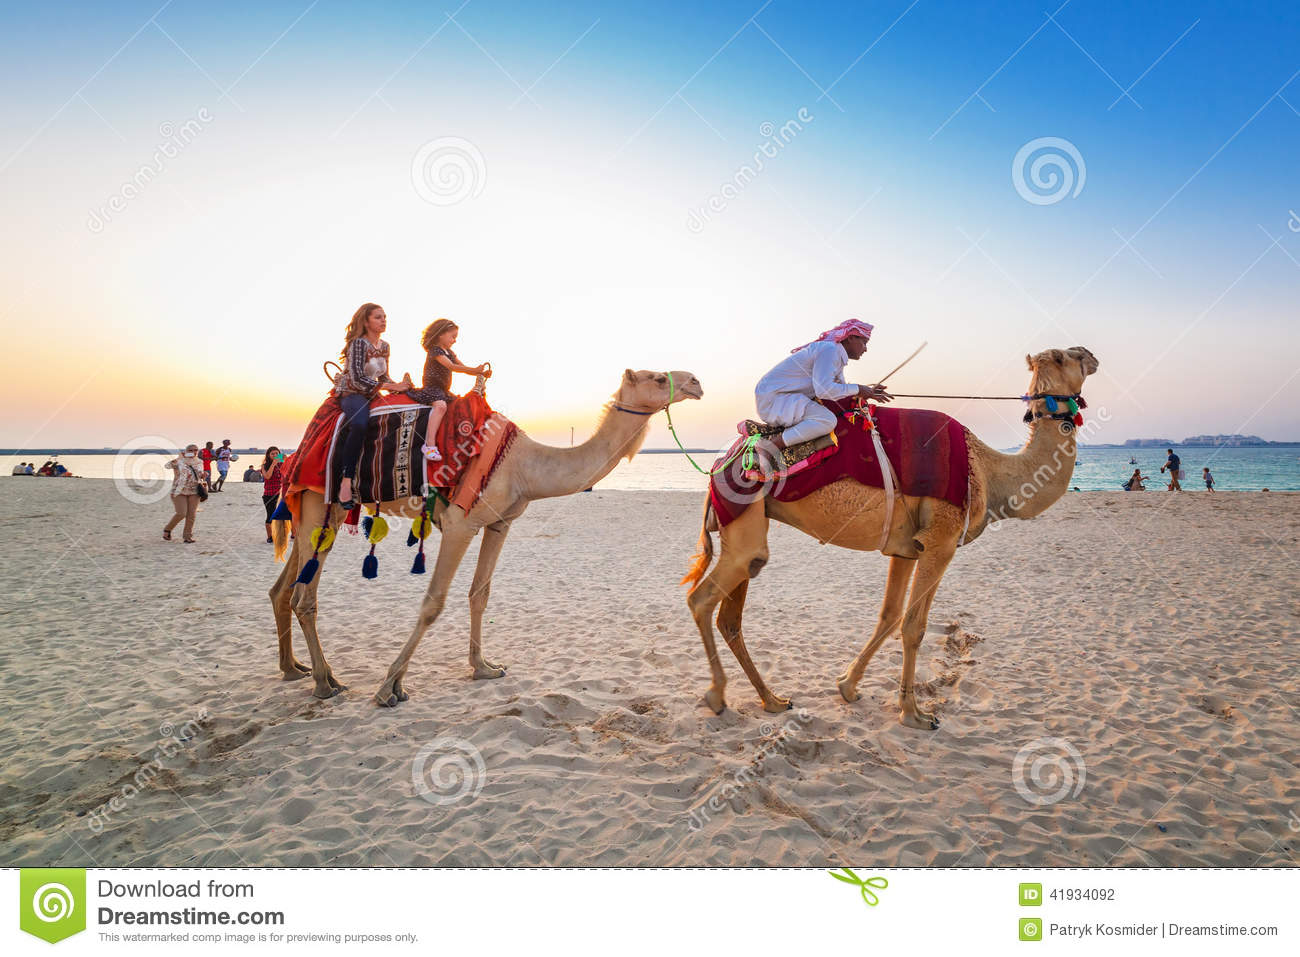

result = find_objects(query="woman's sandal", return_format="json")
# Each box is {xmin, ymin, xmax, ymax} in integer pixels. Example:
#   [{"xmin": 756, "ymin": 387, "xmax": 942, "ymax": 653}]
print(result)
[
  {"xmin": 421, "ymin": 443, "xmax": 443, "ymax": 462},
  {"xmin": 163, "ymin": 529, "xmax": 172, "ymax": 541}
]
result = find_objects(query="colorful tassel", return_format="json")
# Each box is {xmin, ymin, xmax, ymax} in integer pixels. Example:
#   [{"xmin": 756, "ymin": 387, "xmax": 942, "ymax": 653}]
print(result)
[
  {"xmin": 361, "ymin": 516, "xmax": 374, "ymax": 537},
  {"xmin": 410, "ymin": 550, "xmax": 426, "ymax": 574},
  {"xmin": 362, "ymin": 547, "xmax": 378, "ymax": 579},
  {"xmin": 1073, "ymin": 412, "xmax": 1084, "ymax": 426},
  {"xmin": 295, "ymin": 556, "xmax": 320, "ymax": 585},
  {"xmin": 1067, "ymin": 398, "xmax": 1079, "ymax": 414},
  {"xmin": 1045, "ymin": 396, "xmax": 1058, "ymax": 412},
  {"xmin": 270, "ymin": 499, "xmax": 291, "ymax": 522},
  {"xmin": 1077, "ymin": 397, "xmax": 1087, "ymax": 409},
  {"xmin": 406, "ymin": 529, "xmax": 418, "ymax": 547}
]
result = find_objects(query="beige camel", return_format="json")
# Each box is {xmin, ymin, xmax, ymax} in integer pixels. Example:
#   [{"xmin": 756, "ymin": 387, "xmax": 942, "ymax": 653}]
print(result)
[
  {"xmin": 682, "ymin": 346, "xmax": 1099, "ymax": 729},
  {"xmin": 269, "ymin": 369, "xmax": 702, "ymax": 702}
]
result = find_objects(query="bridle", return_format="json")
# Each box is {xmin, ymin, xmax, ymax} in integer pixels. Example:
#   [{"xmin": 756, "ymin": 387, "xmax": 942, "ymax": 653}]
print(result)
[{"xmin": 1022, "ymin": 391, "xmax": 1087, "ymax": 430}]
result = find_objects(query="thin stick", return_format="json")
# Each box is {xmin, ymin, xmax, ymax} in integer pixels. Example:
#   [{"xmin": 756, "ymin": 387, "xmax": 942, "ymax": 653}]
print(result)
[{"xmin": 876, "ymin": 341, "xmax": 927, "ymax": 385}]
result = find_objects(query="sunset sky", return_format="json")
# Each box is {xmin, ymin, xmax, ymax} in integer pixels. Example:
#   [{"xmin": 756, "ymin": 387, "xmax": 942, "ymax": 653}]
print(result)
[{"xmin": 3, "ymin": 0, "xmax": 1298, "ymax": 452}]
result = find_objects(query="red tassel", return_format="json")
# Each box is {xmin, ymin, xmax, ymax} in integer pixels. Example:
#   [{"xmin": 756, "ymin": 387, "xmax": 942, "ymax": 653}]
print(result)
[{"xmin": 1073, "ymin": 412, "xmax": 1084, "ymax": 426}]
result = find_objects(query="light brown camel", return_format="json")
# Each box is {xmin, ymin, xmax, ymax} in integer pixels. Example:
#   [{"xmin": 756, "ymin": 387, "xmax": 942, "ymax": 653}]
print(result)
[
  {"xmin": 269, "ymin": 369, "xmax": 702, "ymax": 702},
  {"xmin": 682, "ymin": 346, "xmax": 1099, "ymax": 729}
]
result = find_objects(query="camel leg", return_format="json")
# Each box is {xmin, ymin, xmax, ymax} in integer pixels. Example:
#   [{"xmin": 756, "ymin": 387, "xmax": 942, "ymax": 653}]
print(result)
[
  {"xmin": 837, "ymin": 555, "xmax": 914, "ymax": 703},
  {"xmin": 686, "ymin": 502, "xmax": 769, "ymax": 714},
  {"xmin": 717, "ymin": 579, "xmax": 790, "ymax": 713},
  {"xmin": 374, "ymin": 519, "xmax": 477, "ymax": 707},
  {"xmin": 896, "ymin": 545, "xmax": 956, "ymax": 730},
  {"xmin": 288, "ymin": 496, "xmax": 346, "ymax": 699},
  {"xmin": 468, "ymin": 521, "xmax": 511, "ymax": 679},
  {"xmin": 269, "ymin": 549, "xmax": 310, "ymax": 680}
]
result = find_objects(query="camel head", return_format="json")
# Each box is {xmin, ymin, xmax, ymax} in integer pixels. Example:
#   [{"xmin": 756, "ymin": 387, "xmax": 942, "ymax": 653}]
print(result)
[
  {"xmin": 617, "ymin": 369, "xmax": 703, "ymax": 412},
  {"xmin": 1025, "ymin": 346, "xmax": 1100, "ymax": 397}
]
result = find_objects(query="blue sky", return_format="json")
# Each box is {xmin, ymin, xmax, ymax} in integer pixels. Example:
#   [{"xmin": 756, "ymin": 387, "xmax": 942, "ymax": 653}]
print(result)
[{"xmin": 2, "ymin": 0, "xmax": 1298, "ymax": 449}]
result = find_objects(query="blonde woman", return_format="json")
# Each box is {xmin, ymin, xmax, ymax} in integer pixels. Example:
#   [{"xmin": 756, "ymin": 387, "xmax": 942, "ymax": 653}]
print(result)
[
  {"xmin": 164, "ymin": 444, "xmax": 206, "ymax": 542},
  {"xmin": 334, "ymin": 302, "xmax": 410, "ymax": 508}
]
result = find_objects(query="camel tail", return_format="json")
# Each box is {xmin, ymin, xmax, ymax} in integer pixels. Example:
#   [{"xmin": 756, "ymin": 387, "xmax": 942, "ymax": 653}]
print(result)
[
  {"xmin": 680, "ymin": 493, "xmax": 715, "ymax": 589},
  {"xmin": 272, "ymin": 512, "xmax": 292, "ymax": 563}
]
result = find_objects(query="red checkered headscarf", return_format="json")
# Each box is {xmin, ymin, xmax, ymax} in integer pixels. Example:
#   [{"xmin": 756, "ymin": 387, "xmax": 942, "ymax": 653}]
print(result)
[{"xmin": 792, "ymin": 319, "xmax": 874, "ymax": 353}]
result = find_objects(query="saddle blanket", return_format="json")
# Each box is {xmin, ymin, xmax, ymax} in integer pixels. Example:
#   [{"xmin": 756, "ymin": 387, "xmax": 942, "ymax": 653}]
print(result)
[
  {"xmin": 709, "ymin": 399, "xmax": 970, "ymax": 527},
  {"xmin": 281, "ymin": 391, "xmax": 518, "ymax": 525}
]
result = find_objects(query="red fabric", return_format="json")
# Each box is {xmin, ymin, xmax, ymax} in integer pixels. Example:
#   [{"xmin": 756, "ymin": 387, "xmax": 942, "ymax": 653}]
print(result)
[
  {"xmin": 280, "ymin": 391, "xmax": 508, "ymax": 526},
  {"xmin": 262, "ymin": 462, "xmax": 284, "ymax": 497},
  {"xmin": 709, "ymin": 399, "xmax": 970, "ymax": 527},
  {"xmin": 199, "ymin": 448, "xmax": 213, "ymax": 472}
]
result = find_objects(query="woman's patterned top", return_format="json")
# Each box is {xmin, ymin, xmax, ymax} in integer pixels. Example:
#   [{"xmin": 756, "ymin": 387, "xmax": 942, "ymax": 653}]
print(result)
[
  {"xmin": 407, "ymin": 346, "xmax": 460, "ymax": 405},
  {"xmin": 262, "ymin": 461, "xmax": 284, "ymax": 497},
  {"xmin": 335, "ymin": 337, "xmax": 392, "ymax": 398},
  {"xmin": 166, "ymin": 456, "xmax": 206, "ymax": 495}
]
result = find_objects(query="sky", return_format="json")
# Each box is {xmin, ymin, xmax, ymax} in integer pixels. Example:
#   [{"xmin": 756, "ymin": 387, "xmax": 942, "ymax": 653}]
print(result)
[{"xmin": 2, "ymin": 0, "xmax": 1298, "ymax": 452}]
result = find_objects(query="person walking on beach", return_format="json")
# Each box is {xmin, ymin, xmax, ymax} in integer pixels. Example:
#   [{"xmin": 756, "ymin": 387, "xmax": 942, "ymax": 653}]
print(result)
[
  {"xmin": 333, "ymin": 302, "xmax": 410, "ymax": 508},
  {"xmin": 1161, "ymin": 448, "xmax": 1182, "ymax": 491},
  {"xmin": 259, "ymin": 447, "xmax": 285, "ymax": 543},
  {"xmin": 164, "ymin": 444, "xmax": 206, "ymax": 542},
  {"xmin": 199, "ymin": 441, "xmax": 215, "ymax": 490},
  {"xmin": 406, "ymin": 318, "xmax": 491, "ymax": 462},
  {"xmin": 1203, "ymin": 467, "xmax": 1215, "ymax": 492},
  {"xmin": 214, "ymin": 439, "xmax": 233, "ymax": 491}
]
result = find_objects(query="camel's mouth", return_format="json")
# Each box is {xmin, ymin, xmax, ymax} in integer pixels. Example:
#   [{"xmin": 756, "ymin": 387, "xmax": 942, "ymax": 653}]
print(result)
[{"xmin": 677, "ymin": 385, "xmax": 703, "ymax": 400}]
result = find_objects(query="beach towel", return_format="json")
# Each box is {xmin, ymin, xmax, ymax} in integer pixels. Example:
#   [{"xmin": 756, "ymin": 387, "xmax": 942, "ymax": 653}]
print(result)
[
  {"xmin": 709, "ymin": 399, "xmax": 970, "ymax": 527},
  {"xmin": 281, "ymin": 392, "xmax": 518, "ymax": 526}
]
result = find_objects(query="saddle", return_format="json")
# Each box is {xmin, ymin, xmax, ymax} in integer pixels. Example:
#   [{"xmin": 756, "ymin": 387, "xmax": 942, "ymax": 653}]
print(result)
[{"xmin": 737, "ymin": 420, "xmax": 838, "ymax": 479}]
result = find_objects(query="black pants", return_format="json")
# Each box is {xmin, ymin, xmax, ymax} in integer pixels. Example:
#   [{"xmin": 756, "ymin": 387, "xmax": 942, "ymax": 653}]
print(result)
[{"xmin": 262, "ymin": 493, "xmax": 279, "ymax": 522}]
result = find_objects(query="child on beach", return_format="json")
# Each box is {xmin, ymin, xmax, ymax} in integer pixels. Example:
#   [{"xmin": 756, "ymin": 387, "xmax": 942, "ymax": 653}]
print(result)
[
  {"xmin": 406, "ymin": 318, "xmax": 490, "ymax": 462},
  {"xmin": 1203, "ymin": 467, "xmax": 1215, "ymax": 492},
  {"xmin": 334, "ymin": 303, "xmax": 410, "ymax": 508}
]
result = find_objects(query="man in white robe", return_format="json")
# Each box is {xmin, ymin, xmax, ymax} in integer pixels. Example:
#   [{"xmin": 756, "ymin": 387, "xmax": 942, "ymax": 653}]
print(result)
[{"xmin": 754, "ymin": 319, "xmax": 892, "ymax": 450}]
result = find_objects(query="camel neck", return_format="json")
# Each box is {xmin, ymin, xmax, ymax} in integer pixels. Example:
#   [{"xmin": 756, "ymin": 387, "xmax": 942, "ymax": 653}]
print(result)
[
  {"xmin": 517, "ymin": 405, "xmax": 653, "ymax": 499},
  {"xmin": 979, "ymin": 417, "xmax": 1078, "ymax": 523}
]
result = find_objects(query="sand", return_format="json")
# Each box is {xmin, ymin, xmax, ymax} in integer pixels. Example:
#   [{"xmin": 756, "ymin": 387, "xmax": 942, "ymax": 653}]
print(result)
[{"xmin": 1, "ymin": 478, "xmax": 1297, "ymax": 867}]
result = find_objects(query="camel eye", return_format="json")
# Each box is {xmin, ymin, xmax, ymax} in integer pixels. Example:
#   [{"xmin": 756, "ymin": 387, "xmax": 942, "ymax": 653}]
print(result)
[{"xmin": 655, "ymin": 375, "xmax": 667, "ymax": 384}]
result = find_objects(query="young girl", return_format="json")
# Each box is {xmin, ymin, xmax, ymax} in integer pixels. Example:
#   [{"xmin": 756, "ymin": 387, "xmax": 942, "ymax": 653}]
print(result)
[
  {"xmin": 406, "ymin": 318, "xmax": 489, "ymax": 461},
  {"xmin": 334, "ymin": 302, "xmax": 410, "ymax": 507},
  {"xmin": 259, "ymin": 446, "xmax": 285, "ymax": 542}
]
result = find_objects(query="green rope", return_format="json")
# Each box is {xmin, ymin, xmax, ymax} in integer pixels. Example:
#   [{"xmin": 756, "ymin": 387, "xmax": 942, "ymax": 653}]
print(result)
[{"xmin": 663, "ymin": 373, "xmax": 757, "ymax": 477}]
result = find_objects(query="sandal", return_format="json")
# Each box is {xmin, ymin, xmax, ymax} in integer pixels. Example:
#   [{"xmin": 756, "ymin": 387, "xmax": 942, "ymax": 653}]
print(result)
[
  {"xmin": 421, "ymin": 443, "xmax": 443, "ymax": 462},
  {"xmin": 183, "ymin": 538, "xmax": 196, "ymax": 543},
  {"xmin": 163, "ymin": 529, "xmax": 172, "ymax": 541}
]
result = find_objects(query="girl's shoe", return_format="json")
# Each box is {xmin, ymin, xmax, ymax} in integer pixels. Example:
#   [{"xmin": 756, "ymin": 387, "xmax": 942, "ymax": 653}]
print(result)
[{"xmin": 421, "ymin": 444, "xmax": 443, "ymax": 462}]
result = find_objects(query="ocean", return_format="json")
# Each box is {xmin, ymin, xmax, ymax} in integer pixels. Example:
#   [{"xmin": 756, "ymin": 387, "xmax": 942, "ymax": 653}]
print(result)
[{"xmin": 6, "ymin": 446, "xmax": 1298, "ymax": 492}]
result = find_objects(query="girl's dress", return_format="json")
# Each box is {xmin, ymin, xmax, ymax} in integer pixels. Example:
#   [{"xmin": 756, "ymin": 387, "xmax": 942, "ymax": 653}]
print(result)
[{"xmin": 407, "ymin": 347, "xmax": 460, "ymax": 405}]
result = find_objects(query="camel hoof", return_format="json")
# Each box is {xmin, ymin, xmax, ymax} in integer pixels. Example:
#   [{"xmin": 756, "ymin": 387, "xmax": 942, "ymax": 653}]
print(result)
[
  {"xmin": 472, "ymin": 665, "xmax": 507, "ymax": 680},
  {"xmin": 899, "ymin": 709, "xmax": 939, "ymax": 731},
  {"xmin": 836, "ymin": 676, "xmax": 859, "ymax": 703},
  {"xmin": 281, "ymin": 668, "xmax": 310, "ymax": 682},
  {"xmin": 763, "ymin": 697, "xmax": 792, "ymax": 714},
  {"xmin": 704, "ymin": 687, "xmax": 726, "ymax": 714},
  {"xmin": 313, "ymin": 684, "xmax": 340, "ymax": 700},
  {"xmin": 376, "ymin": 693, "xmax": 398, "ymax": 708}
]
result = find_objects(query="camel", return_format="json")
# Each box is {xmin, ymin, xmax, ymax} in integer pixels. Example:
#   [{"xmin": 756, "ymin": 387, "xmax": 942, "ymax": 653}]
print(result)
[
  {"xmin": 269, "ymin": 369, "xmax": 702, "ymax": 703},
  {"xmin": 682, "ymin": 346, "xmax": 1099, "ymax": 729}
]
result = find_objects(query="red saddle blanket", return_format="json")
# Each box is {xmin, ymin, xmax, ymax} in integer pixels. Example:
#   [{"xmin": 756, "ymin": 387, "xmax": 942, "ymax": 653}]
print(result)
[
  {"xmin": 709, "ymin": 400, "xmax": 970, "ymax": 527},
  {"xmin": 281, "ymin": 391, "xmax": 517, "ymax": 525}
]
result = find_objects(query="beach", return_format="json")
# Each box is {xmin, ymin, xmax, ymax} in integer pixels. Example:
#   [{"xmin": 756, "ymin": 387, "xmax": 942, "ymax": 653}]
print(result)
[{"xmin": 2, "ymin": 479, "xmax": 1297, "ymax": 867}]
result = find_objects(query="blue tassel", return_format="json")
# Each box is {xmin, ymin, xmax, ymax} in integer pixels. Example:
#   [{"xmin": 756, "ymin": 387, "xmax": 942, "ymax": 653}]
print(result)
[
  {"xmin": 295, "ymin": 556, "xmax": 320, "ymax": 585},
  {"xmin": 406, "ymin": 529, "xmax": 418, "ymax": 547},
  {"xmin": 410, "ymin": 551, "xmax": 426, "ymax": 574},
  {"xmin": 1045, "ymin": 396, "xmax": 1058, "ymax": 412},
  {"xmin": 270, "ymin": 499, "xmax": 292, "ymax": 521},
  {"xmin": 361, "ymin": 516, "xmax": 374, "ymax": 537},
  {"xmin": 362, "ymin": 553, "xmax": 378, "ymax": 579}
]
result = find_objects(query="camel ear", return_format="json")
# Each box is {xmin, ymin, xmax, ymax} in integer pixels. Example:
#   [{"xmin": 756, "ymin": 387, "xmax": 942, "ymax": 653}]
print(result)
[
  {"xmin": 1050, "ymin": 348, "xmax": 1065, "ymax": 364},
  {"xmin": 1025, "ymin": 354, "xmax": 1035, "ymax": 371},
  {"xmin": 623, "ymin": 368, "xmax": 638, "ymax": 383}
]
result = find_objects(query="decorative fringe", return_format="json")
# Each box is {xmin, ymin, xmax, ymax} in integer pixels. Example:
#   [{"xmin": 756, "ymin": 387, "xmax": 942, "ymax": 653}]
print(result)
[
  {"xmin": 362, "ymin": 548, "xmax": 378, "ymax": 579},
  {"xmin": 295, "ymin": 556, "xmax": 320, "ymax": 585},
  {"xmin": 270, "ymin": 499, "xmax": 291, "ymax": 522},
  {"xmin": 410, "ymin": 551, "xmax": 425, "ymax": 574},
  {"xmin": 406, "ymin": 529, "xmax": 418, "ymax": 547}
]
